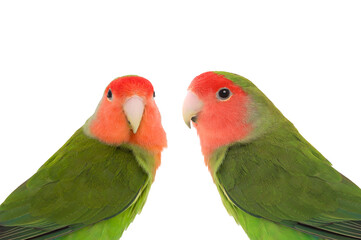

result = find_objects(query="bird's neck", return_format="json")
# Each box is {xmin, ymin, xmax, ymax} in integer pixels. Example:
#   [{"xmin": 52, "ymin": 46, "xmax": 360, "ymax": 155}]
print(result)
[
  {"xmin": 196, "ymin": 121, "xmax": 252, "ymax": 165},
  {"xmin": 84, "ymin": 104, "xmax": 167, "ymax": 169}
]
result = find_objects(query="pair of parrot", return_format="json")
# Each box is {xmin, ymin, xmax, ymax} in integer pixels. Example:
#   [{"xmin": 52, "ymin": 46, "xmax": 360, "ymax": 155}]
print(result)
[{"xmin": 0, "ymin": 72, "xmax": 360, "ymax": 240}]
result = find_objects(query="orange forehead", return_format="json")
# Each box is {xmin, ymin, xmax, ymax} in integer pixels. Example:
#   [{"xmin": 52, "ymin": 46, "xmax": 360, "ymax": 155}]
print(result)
[
  {"xmin": 106, "ymin": 76, "xmax": 154, "ymax": 97},
  {"xmin": 188, "ymin": 72, "xmax": 244, "ymax": 98}
]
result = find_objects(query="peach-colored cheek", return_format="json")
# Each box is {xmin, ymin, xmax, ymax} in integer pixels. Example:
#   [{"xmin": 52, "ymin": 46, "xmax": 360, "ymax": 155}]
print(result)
[
  {"xmin": 130, "ymin": 102, "xmax": 167, "ymax": 150},
  {"xmin": 194, "ymin": 96, "xmax": 251, "ymax": 162},
  {"xmin": 90, "ymin": 99, "xmax": 131, "ymax": 145}
]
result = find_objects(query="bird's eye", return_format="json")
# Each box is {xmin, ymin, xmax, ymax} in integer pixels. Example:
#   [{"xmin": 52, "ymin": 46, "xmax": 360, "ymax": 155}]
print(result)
[
  {"xmin": 153, "ymin": 91, "xmax": 156, "ymax": 98},
  {"xmin": 107, "ymin": 89, "xmax": 113, "ymax": 101},
  {"xmin": 216, "ymin": 88, "xmax": 231, "ymax": 100}
]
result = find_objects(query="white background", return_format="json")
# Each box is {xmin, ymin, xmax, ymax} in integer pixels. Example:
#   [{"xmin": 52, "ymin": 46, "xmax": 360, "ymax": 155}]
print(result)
[{"xmin": 0, "ymin": 1, "xmax": 361, "ymax": 239}]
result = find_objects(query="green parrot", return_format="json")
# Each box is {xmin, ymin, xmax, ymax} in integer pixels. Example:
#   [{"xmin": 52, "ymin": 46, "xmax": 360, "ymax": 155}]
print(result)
[
  {"xmin": 182, "ymin": 71, "xmax": 361, "ymax": 240},
  {"xmin": 0, "ymin": 75, "xmax": 167, "ymax": 240}
]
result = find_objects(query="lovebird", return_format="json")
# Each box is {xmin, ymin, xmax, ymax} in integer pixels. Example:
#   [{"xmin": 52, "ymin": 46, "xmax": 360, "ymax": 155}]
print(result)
[
  {"xmin": 0, "ymin": 75, "xmax": 167, "ymax": 240},
  {"xmin": 183, "ymin": 71, "xmax": 361, "ymax": 240}
]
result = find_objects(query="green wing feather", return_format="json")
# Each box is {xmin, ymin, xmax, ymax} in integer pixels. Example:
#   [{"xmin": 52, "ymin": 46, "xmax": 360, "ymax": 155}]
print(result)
[
  {"xmin": 0, "ymin": 128, "xmax": 154, "ymax": 239},
  {"xmin": 211, "ymin": 121, "xmax": 361, "ymax": 240}
]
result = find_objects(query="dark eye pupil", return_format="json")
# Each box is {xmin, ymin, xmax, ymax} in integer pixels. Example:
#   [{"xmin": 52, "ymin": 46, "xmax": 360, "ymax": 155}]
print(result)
[
  {"xmin": 107, "ymin": 89, "xmax": 112, "ymax": 100},
  {"xmin": 218, "ymin": 88, "xmax": 230, "ymax": 99},
  {"xmin": 153, "ymin": 91, "xmax": 155, "ymax": 98}
]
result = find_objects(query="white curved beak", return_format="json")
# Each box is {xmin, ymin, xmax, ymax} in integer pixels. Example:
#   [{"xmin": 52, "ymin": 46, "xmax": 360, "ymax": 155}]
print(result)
[
  {"xmin": 182, "ymin": 91, "xmax": 203, "ymax": 128},
  {"xmin": 123, "ymin": 95, "xmax": 145, "ymax": 134}
]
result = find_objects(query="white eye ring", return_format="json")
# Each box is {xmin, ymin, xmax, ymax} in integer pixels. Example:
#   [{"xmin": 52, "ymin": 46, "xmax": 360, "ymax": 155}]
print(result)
[{"xmin": 216, "ymin": 88, "xmax": 232, "ymax": 101}]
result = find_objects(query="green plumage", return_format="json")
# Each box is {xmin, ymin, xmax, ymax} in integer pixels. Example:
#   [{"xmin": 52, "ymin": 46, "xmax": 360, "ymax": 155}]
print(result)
[
  {"xmin": 209, "ymin": 72, "xmax": 361, "ymax": 240},
  {"xmin": 0, "ymin": 128, "xmax": 156, "ymax": 240}
]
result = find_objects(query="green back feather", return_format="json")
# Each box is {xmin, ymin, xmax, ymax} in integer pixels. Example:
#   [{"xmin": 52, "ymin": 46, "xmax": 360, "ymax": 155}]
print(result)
[
  {"xmin": 209, "ymin": 72, "xmax": 361, "ymax": 239},
  {"xmin": 0, "ymin": 128, "xmax": 156, "ymax": 239}
]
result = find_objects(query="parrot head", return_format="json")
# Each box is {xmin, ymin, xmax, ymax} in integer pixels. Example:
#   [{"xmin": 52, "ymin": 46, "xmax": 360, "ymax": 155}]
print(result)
[
  {"xmin": 183, "ymin": 71, "xmax": 281, "ymax": 161},
  {"xmin": 85, "ymin": 75, "xmax": 167, "ymax": 155}
]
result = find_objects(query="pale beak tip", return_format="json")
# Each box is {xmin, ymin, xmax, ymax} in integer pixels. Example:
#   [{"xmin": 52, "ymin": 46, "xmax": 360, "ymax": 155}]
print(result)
[
  {"xmin": 123, "ymin": 95, "xmax": 145, "ymax": 134},
  {"xmin": 182, "ymin": 91, "xmax": 203, "ymax": 130},
  {"xmin": 131, "ymin": 125, "xmax": 139, "ymax": 134}
]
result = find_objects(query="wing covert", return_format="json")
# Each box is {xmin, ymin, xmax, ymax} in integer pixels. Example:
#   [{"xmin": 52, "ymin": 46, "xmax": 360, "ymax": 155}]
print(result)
[
  {"xmin": 0, "ymin": 128, "xmax": 149, "ymax": 239},
  {"xmin": 215, "ymin": 133, "xmax": 361, "ymax": 239}
]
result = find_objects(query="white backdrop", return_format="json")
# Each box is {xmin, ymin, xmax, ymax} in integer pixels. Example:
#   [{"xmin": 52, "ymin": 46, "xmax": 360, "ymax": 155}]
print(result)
[{"xmin": 0, "ymin": 1, "xmax": 361, "ymax": 239}]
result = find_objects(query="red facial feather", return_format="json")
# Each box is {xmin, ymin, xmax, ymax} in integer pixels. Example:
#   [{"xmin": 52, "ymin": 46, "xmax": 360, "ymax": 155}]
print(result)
[
  {"xmin": 88, "ymin": 76, "xmax": 167, "ymax": 167},
  {"xmin": 189, "ymin": 72, "xmax": 251, "ymax": 163},
  {"xmin": 106, "ymin": 76, "xmax": 154, "ymax": 100}
]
